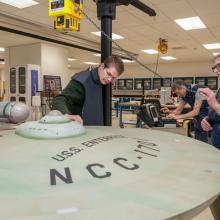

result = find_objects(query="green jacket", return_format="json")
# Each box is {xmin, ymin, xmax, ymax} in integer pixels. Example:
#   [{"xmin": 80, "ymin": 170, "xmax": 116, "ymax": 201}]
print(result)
[{"xmin": 51, "ymin": 79, "xmax": 85, "ymax": 116}]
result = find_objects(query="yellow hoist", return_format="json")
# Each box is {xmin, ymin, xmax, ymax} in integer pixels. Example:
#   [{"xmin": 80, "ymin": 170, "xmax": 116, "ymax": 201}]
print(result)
[
  {"xmin": 158, "ymin": 38, "xmax": 168, "ymax": 54},
  {"xmin": 49, "ymin": 0, "xmax": 83, "ymax": 31}
]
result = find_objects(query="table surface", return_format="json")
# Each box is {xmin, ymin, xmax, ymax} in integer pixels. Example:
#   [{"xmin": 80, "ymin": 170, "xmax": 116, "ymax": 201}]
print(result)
[{"xmin": 0, "ymin": 127, "xmax": 220, "ymax": 220}]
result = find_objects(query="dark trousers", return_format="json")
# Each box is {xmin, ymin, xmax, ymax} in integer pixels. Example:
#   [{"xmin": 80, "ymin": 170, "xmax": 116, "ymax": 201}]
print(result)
[
  {"xmin": 194, "ymin": 128, "xmax": 208, "ymax": 143},
  {"xmin": 194, "ymin": 117, "xmax": 208, "ymax": 143}
]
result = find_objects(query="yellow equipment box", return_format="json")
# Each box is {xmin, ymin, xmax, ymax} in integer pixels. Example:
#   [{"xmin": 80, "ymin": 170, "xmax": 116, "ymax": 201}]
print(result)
[{"xmin": 49, "ymin": 0, "xmax": 83, "ymax": 31}]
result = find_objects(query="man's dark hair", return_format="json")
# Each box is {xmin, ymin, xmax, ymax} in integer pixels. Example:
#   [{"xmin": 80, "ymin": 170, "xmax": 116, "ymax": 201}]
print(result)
[
  {"xmin": 172, "ymin": 80, "xmax": 187, "ymax": 92},
  {"xmin": 103, "ymin": 55, "xmax": 124, "ymax": 75}
]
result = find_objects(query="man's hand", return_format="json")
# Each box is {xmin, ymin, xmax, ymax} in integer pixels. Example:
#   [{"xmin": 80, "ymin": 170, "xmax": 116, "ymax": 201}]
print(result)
[
  {"xmin": 168, "ymin": 113, "xmax": 179, "ymax": 120},
  {"xmin": 161, "ymin": 106, "xmax": 170, "ymax": 113},
  {"xmin": 199, "ymin": 88, "xmax": 217, "ymax": 108},
  {"xmin": 201, "ymin": 116, "xmax": 213, "ymax": 131},
  {"xmin": 66, "ymin": 114, "xmax": 83, "ymax": 124}
]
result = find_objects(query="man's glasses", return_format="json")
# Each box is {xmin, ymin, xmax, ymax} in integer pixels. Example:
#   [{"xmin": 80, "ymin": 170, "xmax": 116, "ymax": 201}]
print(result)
[
  {"xmin": 104, "ymin": 68, "xmax": 117, "ymax": 82},
  {"xmin": 211, "ymin": 63, "xmax": 220, "ymax": 72}
]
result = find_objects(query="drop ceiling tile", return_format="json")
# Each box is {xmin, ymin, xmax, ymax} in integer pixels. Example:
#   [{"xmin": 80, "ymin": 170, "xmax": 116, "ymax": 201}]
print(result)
[
  {"xmin": 155, "ymin": 0, "xmax": 195, "ymax": 19},
  {"xmin": 188, "ymin": 0, "xmax": 220, "ymax": 15}
]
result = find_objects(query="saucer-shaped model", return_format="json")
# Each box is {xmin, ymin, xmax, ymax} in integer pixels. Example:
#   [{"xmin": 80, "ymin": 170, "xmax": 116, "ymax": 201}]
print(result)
[{"xmin": 15, "ymin": 110, "xmax": 85, "ymax": 139}]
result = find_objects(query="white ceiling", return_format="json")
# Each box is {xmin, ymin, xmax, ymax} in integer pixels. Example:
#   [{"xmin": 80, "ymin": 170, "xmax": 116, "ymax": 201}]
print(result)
[{"xmin": 0, "ymin": 0, "xmax": 220, "ymax": 69}]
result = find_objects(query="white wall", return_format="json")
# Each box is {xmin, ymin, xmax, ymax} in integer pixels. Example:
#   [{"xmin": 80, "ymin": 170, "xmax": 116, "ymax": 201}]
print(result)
[
  {"xmin": 121, "ymin": 61, "xmax": 215, "ymax": 78},
  {"xmin": 7, "ymin": 42, "xmax": 73, "ymax": 91},
  {"xmin": 9, "ymin": 43, "xmax": 41, "ymax": 66},
  {"xmin": 41, "ymin": 43, "xmax": 69, "ymax": 88}
]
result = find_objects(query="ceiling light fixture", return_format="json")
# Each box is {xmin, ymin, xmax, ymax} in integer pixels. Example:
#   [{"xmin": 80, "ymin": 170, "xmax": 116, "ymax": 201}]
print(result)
[
  {"xmin": 122, "ymin": 59, "xmax": 135, "ymax": 63},
  {"xmin": 84, "ymin": 62, "xmax": 99, "ymax": 65},
  {"xmin": 68, "ymin": 58, "xmax": 76, "ymax": 61},
  {"xmin": 141, "ymin": 49, "xmax": 158, "ymax": 54},
  {"xmin": 174, "ymin": 16, "xmax": 206, "ymax": 30},
  {"xmin": 213, "ymin": 52, "xmax": 220, "ymax": 56},
  {"xmin": 203, "ymin": 43, "xmax": 220, "ymax": 50},
  {"xmin": 91, "ymin": 31, "xmax": 124, "ymax": 40},
  {"xmin": 160, "ymin": 56, "xmax": 176, "ymax": 60},
  {"xmin": 0, "ymin": 48, "xmax": 5, "ymax": 52},
  {"xmin": 0, "ymin": 0, "xmax": 39, "ymax": 9}
]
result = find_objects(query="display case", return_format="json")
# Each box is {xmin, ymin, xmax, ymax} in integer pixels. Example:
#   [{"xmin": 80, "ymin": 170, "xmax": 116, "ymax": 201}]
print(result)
[
  {"xmin": 9, "ymin": 65, "xmax": 40, "ymax": 104},
  {"xmin": 117, "ymin": 78, "xmax": 133, "ymax": 90},
  {"xmin": 134, "ymin": 78, "xmax": 151, "ymax": 90}
]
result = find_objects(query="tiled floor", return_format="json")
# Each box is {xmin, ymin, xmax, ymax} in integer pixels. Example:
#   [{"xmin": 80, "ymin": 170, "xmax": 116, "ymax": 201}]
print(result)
[{"xmin": 112, "ymin": 112, "xmax": 214, "ymax": 220}]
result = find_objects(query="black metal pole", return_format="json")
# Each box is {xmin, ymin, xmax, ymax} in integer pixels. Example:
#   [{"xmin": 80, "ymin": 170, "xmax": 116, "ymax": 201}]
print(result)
[
  {"xmin": 96, "ymin": 0, "xmax": 116, "ymax": 126},
  {"xmin": 101, "ymin": 17, "xmax": 112, "ymax": 126},
  {"xmin": 95, "ymin": 0, "xmax": 156, "ymax": 126}
]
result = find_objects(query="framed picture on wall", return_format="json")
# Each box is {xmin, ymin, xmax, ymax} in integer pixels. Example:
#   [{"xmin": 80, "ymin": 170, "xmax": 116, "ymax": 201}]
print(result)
[
  {"xmin": 153, "ymin": 78, "xmax": 162, "ymax": 89},
  {"xmin": 43, "ymin": 75, "xmax": 62, "ymax": 91},
  {"xmin": 112, "ymin": 80, "xmax": 116, "ymax": 90},
  {"xmin": 162, "ymin": 78, "xmax": 172, "ymax": 87},
  {"xmin": 134, "ymin": 78, "xmax": 143, "ymax": 90},
  {"xmin": 126, "ymin": 79, "xmax": 133, "ymax": 90},
  {"xmin": 117, "ymin": 78, "xmax": 133, "ymax": 90},
  {"xmin": 195, "ymin": 77, "xmax": 206, "ymax": 86},
  {"xmin": 173, "ymin": 77, "xmax": 194, "ymax": 86},
  {"xmin": 207, "ymin": 77, "xmax": 218, "ymax": 90}
]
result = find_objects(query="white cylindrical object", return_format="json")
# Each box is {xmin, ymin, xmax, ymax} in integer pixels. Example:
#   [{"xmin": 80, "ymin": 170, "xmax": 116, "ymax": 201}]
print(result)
[{"xmin": 0, "ymin": 102, "xmax": 30, "ymax": 123}]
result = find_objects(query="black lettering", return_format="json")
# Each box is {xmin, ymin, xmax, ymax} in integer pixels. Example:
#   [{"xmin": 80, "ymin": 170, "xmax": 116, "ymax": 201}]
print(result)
[
  {"xmin": 69, "ymin": 147, "xmax": 82, "ymax": 153},
  {"xmin": 86, "ymin": 163, "xmax": 111, "ymax": 178},
  {"xmin": 51, "ymin": 154, "xmax": 65, "ymax": 162},
  {"xmin": 81, "ymin": 141, "xmax": 93, "ymax": 147},
  {"xmin": 137, "ymin": 144, "xmax": 159, "ymax": 152},
  {"xmin": 61, "ymin": 150, "xmax": 73, "ymax": 157},
  {"xmin": 113, "ymin": 157, "xmax": 139, "ymax": 170},
  {"xmin": 137, "ymin": 140, "xmax": 157, "ymax": 146},
  {"xmin": 134, "ymin": 149, "xmax": 157, "ymax": 157},
  {"xmin": 50, "ymin": 167, "xmax": 73, "ymax": 185}
]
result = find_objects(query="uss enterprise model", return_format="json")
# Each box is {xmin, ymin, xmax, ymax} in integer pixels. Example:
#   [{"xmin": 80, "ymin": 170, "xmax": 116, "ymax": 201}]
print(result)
[{"xmin": 0, "ymin": 106, "xmax": 220, "ymax": 219}]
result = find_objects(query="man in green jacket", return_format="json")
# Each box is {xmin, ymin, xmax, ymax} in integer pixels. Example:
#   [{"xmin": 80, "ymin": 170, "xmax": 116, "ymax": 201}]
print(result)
[{"xmin": 52, "ymin": 55, "xmax": 124, "ymax": 125}]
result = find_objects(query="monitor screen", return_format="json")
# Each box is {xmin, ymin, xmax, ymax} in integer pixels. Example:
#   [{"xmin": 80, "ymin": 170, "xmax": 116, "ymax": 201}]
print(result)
[{"xmin": 149, "ymin": 105, "xmax": 159, "ymax": 122}]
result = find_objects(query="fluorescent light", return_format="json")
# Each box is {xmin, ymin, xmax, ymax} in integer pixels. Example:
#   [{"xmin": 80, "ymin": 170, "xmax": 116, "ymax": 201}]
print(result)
[
  {"xmin": 160, "ymin": 56, "xmax": 176, "ymax": 60},
  {"xmin": 122, "ymin": 59, "xmax": 135, "ymax": 63},
  {"xmin": 0, "ymin": 0, "xmax": 39, "ymax": 9},
  {"xmin": 68, "ymin": 58, "xmax": 76, "ymax": 61},
  {"xmin": 0, "ymin": 48, "xmax": 5, "ymax": 52},
  {"xmin": 91, "ymin": 31, "xmax": 124, "ymax": 40},
  {"xmin": 174, "ymin": 16, "xmax": 206, "ymax": 30},
  {"xmin": 94, "ymin": 54, "xmax": 101, "ymax": 57},
  {"xmin": 84, "ymin": 62, "xmax": 99, "ymax": 65},
  {"xmin": 141, "ymin": 49, "xmax": 158, "ymax": 54},
  {"xmin": 203, "ymin": 43, "xmax": 220, "ymax": 50},
  {"xmin": 213, "ymin": 52, "xmax": 220, "ymax": 56}
]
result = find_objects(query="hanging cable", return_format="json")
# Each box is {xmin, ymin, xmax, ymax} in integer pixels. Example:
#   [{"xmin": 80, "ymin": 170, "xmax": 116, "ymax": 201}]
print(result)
[{"xmin": 81, "ymin": 8, "xmax": 162, "ymax": 78}]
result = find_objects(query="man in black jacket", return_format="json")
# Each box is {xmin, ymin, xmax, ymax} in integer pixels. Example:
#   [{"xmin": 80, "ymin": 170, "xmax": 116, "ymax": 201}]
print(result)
[{"xmin": 52, "ymin": 55, "xmax": 124, "ymax": 125}]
